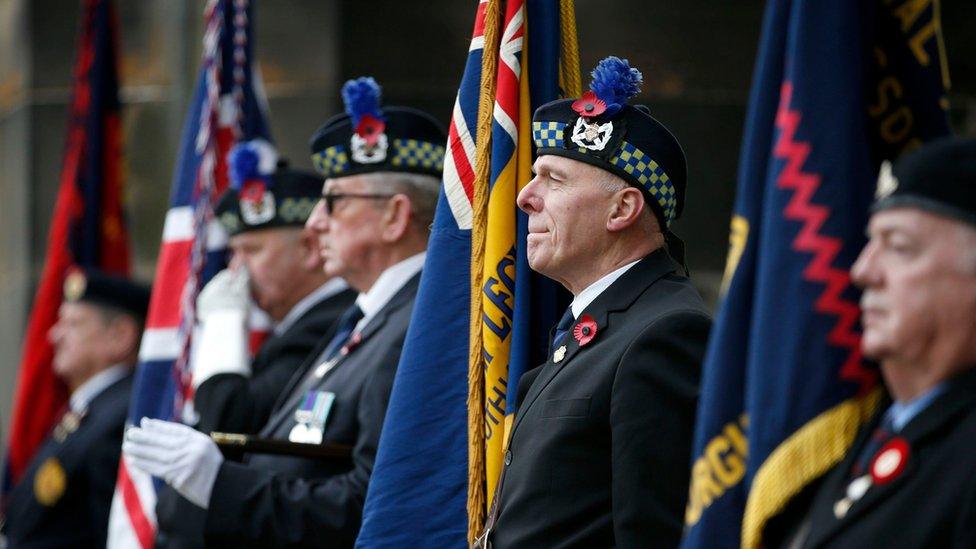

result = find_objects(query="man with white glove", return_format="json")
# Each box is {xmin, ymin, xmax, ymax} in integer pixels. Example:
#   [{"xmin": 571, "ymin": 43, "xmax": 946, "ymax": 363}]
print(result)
[
  {"xmin": 124, "ymin": 419, "xmax": 224, "ymax": 510},
  {"xmin": 127, "ymin": 78, "xmax": 444, "ymax": 547},
  {"xmin": 190, "ymin": 141, "xmax": 356, "ymax": 436},
  {"xmin": 191, "ymin": 267, "xmax": 252, "ymax": 386},
  {"xmin": 153, "ymin": 142, "xmax": 355, "ymax": 549}
]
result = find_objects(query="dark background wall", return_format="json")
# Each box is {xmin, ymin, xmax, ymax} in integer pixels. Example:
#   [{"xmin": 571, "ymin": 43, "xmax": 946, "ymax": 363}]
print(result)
[{"xmin": 1, "ymin": 0, "xmax": 974, "ymax": 436}]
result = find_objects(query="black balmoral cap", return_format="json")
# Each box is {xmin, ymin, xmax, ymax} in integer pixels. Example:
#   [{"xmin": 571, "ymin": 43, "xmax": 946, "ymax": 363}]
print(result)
[
  {"xmin": 63, "ymin": 268, "xmax": 151, "ymax": 319},
  {"xmin": 873, "ymin": 136, "xmax": 976, "ymax": 227},
  {"xmin": 531, "ymin": 56, "xmax": 687, "ymax": 230},
  {"xmin": 215, "ymin": 140, "xmax": 323, "ymax": 237},
  {"xmin": 309, "ymin": 77, "xmax": 447, "ymax": 180}
]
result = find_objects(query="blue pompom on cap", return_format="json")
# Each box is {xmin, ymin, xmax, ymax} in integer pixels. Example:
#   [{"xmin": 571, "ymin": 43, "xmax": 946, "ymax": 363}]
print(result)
[
  {"xmin": 589, "ymin": 56, "xmax": 643, "ymax": 117},
  {"xmin": 342, "ymin": 77, "xmax": 385, "ymax": 128},
  {"xmin": 228, "ymin": 141, "xmax": 262, "ymax": 190}
]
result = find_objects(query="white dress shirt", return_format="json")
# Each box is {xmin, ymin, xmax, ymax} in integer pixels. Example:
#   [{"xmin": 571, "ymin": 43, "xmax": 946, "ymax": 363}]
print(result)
[
  {"xmin": 273, "ymin": 277, "xmax": 350, "ymax": 336},
  {"xmin": 570, "ymin": 259, "xmax": 640, "ymax": 319},
  {"xmin": 354, "ymin": 252, "xmax": 426, "ymax": 332},
  {"xmin": 69, "ymin": 364, "xmax": 130, "ymax": 414}
]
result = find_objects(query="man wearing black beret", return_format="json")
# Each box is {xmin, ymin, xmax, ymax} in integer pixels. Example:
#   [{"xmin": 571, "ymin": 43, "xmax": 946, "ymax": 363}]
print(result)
[
  {"xmin": 768, "ymin": 137, "xmax": 976, "ymax": 549},
  {"xmin": 2, "ymin": 269, "xmax": 150, "ymax": 547},
  {"xmin": 481, "ymin": 57, "xmax": 712, "ymax": 548},
  {"xmin": 124, "ymin": 77, "xmax": 445, "ymax": 547}
]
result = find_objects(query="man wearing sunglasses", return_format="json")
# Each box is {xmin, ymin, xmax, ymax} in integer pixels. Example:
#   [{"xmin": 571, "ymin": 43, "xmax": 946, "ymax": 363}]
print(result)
[{"xmin": 123, "ymin": 77, "xmax": 445, "ymax": 547}]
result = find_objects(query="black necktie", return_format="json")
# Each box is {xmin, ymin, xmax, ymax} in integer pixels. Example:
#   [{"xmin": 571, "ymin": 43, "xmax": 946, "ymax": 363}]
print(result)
[
  {"xmin": 321, "ymin": 304, "xmax": 365, "ymax": 362},
  {"xmin": 850, "ymin": 413, "xmax": 895, "ymax": 478},
  {"xmin": 550, "ymin": 307, "xmax": 575, "ymax": 355}
]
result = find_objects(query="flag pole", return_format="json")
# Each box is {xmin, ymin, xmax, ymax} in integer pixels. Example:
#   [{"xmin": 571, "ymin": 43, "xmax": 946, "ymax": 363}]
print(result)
[{"xmin": 467, "ymin": 0, "xmax": 502, "ymax": 540}]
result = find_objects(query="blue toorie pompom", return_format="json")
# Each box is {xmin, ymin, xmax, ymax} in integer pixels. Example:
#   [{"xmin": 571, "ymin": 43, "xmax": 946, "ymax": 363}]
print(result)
[
  {"xmin": 228, "ymin": 142, "xmax": 261, "ymax": 190},
  {"xmin": 589, "ymin": 56, "xmax": 643, "ymax": 117},
  {"xmin": 342, "ymin": 77, "xmax": 384, "ymax": 127}
]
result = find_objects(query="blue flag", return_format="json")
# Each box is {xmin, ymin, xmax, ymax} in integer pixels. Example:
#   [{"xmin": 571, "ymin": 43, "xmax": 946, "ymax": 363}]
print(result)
[
  {"xmin": 356, "ymin": 0, "xmax": 567, "ymax": 545},
  {"xmin": 682, "ymin": 1, "xmax": 951, "ymax": 548}
]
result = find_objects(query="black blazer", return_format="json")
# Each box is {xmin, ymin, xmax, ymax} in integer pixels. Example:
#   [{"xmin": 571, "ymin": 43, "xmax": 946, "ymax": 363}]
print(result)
[
  {"xmin": 491, "ymin": 250, "xmax": 711, "ymax": 548},
  {"xmin": 772, "ymin": 368, "xmax": 976, "ymax": 549},
  {"xmin": 194, "ymin": 287, "xmax": 357, "ymax": 435},
  {"xmin": 155, "ymin": 288, "xmax": 356, "ymax": 549},
  {"xmin": 2, "ymin": 373, "xmax": 133, "ymax": 548},
  {"xmin": 200, "ymin": 273, "xmax": 420, "ymax": 548}
]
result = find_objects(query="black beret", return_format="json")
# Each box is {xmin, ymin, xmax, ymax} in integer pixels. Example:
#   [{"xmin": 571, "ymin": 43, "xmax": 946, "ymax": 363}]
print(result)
[
  {"xmin": 873, "ymin": 136, "xmax": 976, "ymax": 227},
  {"xmin": 63, "ymin": 268, "xmax": 151, "ymax": 319},
  {"xmin": 531, "ymin": 57, "xmax": 687, "ymax": 230},
  {"xmin": 215, "ymin": 141, "xmax": 323, "ymax": 237},
  {"xmin": 309, "ymin": 77, "xmax": 447, "ymax": 180}
]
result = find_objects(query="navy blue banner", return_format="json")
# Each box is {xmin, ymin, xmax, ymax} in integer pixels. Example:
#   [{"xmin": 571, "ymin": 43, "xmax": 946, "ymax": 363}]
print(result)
[{"xmin": 682, "ymin": 1, "xmax": 950, "ymax": 547}]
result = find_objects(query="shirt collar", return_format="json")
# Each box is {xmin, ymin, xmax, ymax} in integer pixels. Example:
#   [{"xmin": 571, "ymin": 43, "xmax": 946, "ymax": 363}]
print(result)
[
  {"xmin": 570, "ymin": 259, "xmax": 640, "ymax": 319},
  {"xmin": 886, "ymin": 383, "xmax": 948, "ymax": 432},
  {"xmin": 355, "ymin": 252, "xmax": 426, "ymax": 329},
  {"xmin": 69, "ymin": 364, "xmax": 130, "ymax": 414},
  {"xmin": 273, "ymin": 278, "xmax": 350, "ymax": 336}
]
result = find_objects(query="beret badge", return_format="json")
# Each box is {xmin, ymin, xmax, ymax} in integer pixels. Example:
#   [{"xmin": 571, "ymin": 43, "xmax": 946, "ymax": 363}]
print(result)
[
  {"xmin": 569, "ymin": 58, "xmax": 643, "ymax": 152},
  {"xmin": 63, "ymin": 268, "xmax": 87, "ymax": 302},
  {"xmin": 875, "ymin": 160, "xmax": 899, "ymax": 200},
  {"xmin": 344, "ymin": 77, "xmax": 389, "ymax": 164},
  {"xmin": 230, "ymin": 143, "xmax": 277, "ymax": 226}
]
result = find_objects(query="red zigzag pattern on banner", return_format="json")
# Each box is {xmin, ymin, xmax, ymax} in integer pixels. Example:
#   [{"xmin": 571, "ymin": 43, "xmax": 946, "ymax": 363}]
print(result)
[{"xmin": 773, "ymin": 82, "xmax": 877, "ymax": 395}]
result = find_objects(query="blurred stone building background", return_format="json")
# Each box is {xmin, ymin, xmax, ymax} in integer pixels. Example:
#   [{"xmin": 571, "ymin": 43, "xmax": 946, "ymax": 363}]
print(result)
[{"xmin": 1, "ymin": 0, "xmax": 974, "ymax": 438}]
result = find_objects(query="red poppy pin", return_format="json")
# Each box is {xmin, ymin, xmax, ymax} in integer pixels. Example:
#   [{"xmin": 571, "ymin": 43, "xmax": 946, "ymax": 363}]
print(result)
[
  {"xmin": 239, "ymin": 180, "xmax": 267, "ymax": 203},
  {"xmin": 341, "ymin": 332, "xmax": 363, "ymax": 356},
  {"xmin": 355, "ymin": 114, "xmax": 386, "ymax": 148},
  {"xmin": 572, "ymin": 315, "xmax": 598, "ymax": 346},
  {"xmin": 870, "ymin": 437, "xmax": 909, "ymax": 485},
  {"xmin": 571, "ymin": 91, "xmax": 607, "ymax": 119}
]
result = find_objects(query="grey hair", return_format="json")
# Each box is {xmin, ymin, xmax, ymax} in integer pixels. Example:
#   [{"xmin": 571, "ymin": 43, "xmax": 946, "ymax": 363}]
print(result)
[{"xmin": 360, "ymin": 171, "xmax": 441, "ymax": 232}]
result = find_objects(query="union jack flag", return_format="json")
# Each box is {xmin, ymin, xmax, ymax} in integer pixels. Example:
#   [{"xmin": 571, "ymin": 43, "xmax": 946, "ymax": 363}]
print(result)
[{"xmin": 106, "ymin": 1, "xmax": 271, "ymax": 546}]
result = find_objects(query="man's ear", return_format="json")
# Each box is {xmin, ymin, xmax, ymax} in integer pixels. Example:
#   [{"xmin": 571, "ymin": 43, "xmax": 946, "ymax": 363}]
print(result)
[
  {"xmin": 299, "ymin": 228, "xmax": 324, "ymax": 271},
  {"xmin": 104, "ymin": 315, "xmax": 141, "ymax": 362},
  {"xmin": 381, "ymin": 194, "xmax": 413, "ymax": 242},
  {"xmin": 606, "ymin": 187, "xmax": 646, "ymax": 232}
]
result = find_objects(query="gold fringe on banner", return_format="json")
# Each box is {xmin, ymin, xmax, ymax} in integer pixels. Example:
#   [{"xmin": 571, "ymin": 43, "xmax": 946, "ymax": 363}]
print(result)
[
  {"xmin": 467, "ymin": 0, "xmax": 502, "ymax": 542},
  {"xmin": 741, "ymin": 387, "xmax": 883, "ymax": 549},
  {"xmin": 558, "ymin": 0, "xmax": 581, "ymax": 97}
]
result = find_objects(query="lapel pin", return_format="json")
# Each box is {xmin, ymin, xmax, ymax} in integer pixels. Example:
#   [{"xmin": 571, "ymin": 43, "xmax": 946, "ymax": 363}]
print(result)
[
  {"xmin": 871, "ymin": 437, "xmax": 909, "ymax": 485},
  {"xmin": 572, "ymin": 314, "xmax": 598, "ymax": 346},
  {"xmin": 833, "ymin": 497, "xmax": 853, "ymax": 520},
  {"xmin": 834, "ymin": 474, "xmax": 873, "ymax": 520},
  {"xmin": 553, "ymin": 345, "xmax": 567, "ymax": 363}
]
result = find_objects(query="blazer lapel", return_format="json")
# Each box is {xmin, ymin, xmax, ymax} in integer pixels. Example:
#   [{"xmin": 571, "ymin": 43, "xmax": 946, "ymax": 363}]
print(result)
[
  {"xmin": 509, "ymin": 251, "xmax": 678, "ymax": 439},
  {"xmin": 260, "ymin": 273, "xmax": 422, "ymax": 439},
  {"xmin": 807, "ymin": 368, "xmax": 976, "ymax": 548}
]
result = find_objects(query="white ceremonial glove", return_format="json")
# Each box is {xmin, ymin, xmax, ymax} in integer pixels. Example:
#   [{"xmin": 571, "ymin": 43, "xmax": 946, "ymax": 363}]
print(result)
[
  {"xmin": 122, "ymin": 418, "xmax": 224, "ymax": 510},
  {"xmin": 191, "ymin": 267, "xmax": 252, "ymax": 388}
]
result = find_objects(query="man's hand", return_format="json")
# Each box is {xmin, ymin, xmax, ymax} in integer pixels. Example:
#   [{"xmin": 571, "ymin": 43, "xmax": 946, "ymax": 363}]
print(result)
[
  {"xmin": 192, "ymin": 268, "xmax": 252, "ymax": 387},
  {"xmin": 123, "ymin": 418, "xmax": 224, "ymax": 510},
  {"xmin": 197, "ymin": 267, "xmax": 250, "ymax": 320}
]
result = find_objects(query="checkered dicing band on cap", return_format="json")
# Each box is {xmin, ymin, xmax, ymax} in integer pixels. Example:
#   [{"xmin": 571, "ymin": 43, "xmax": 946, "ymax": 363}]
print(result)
[
  {"xmin": 609, "ymin": 141, "xmax": 677, "ymax": 225},
  {"xmin": 533, "ymin": 121, "xmax": 566, "ymax": 149},
  {"xmin": 391, "ymin": 139, "xmax": 446, "ymax": 171},
  {"xmin": 312, "ymin": 145, "xmax": 350, "ymax": 177},
  {"xmin": 531, "ymin": 120, "xmax": 679, "ymax": 226}
]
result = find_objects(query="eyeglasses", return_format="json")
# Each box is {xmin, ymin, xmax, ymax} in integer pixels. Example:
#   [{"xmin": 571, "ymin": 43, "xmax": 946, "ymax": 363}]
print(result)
[{"xmin": 320, "ymin": 193, "xmax": 395, "ymax": 215}]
